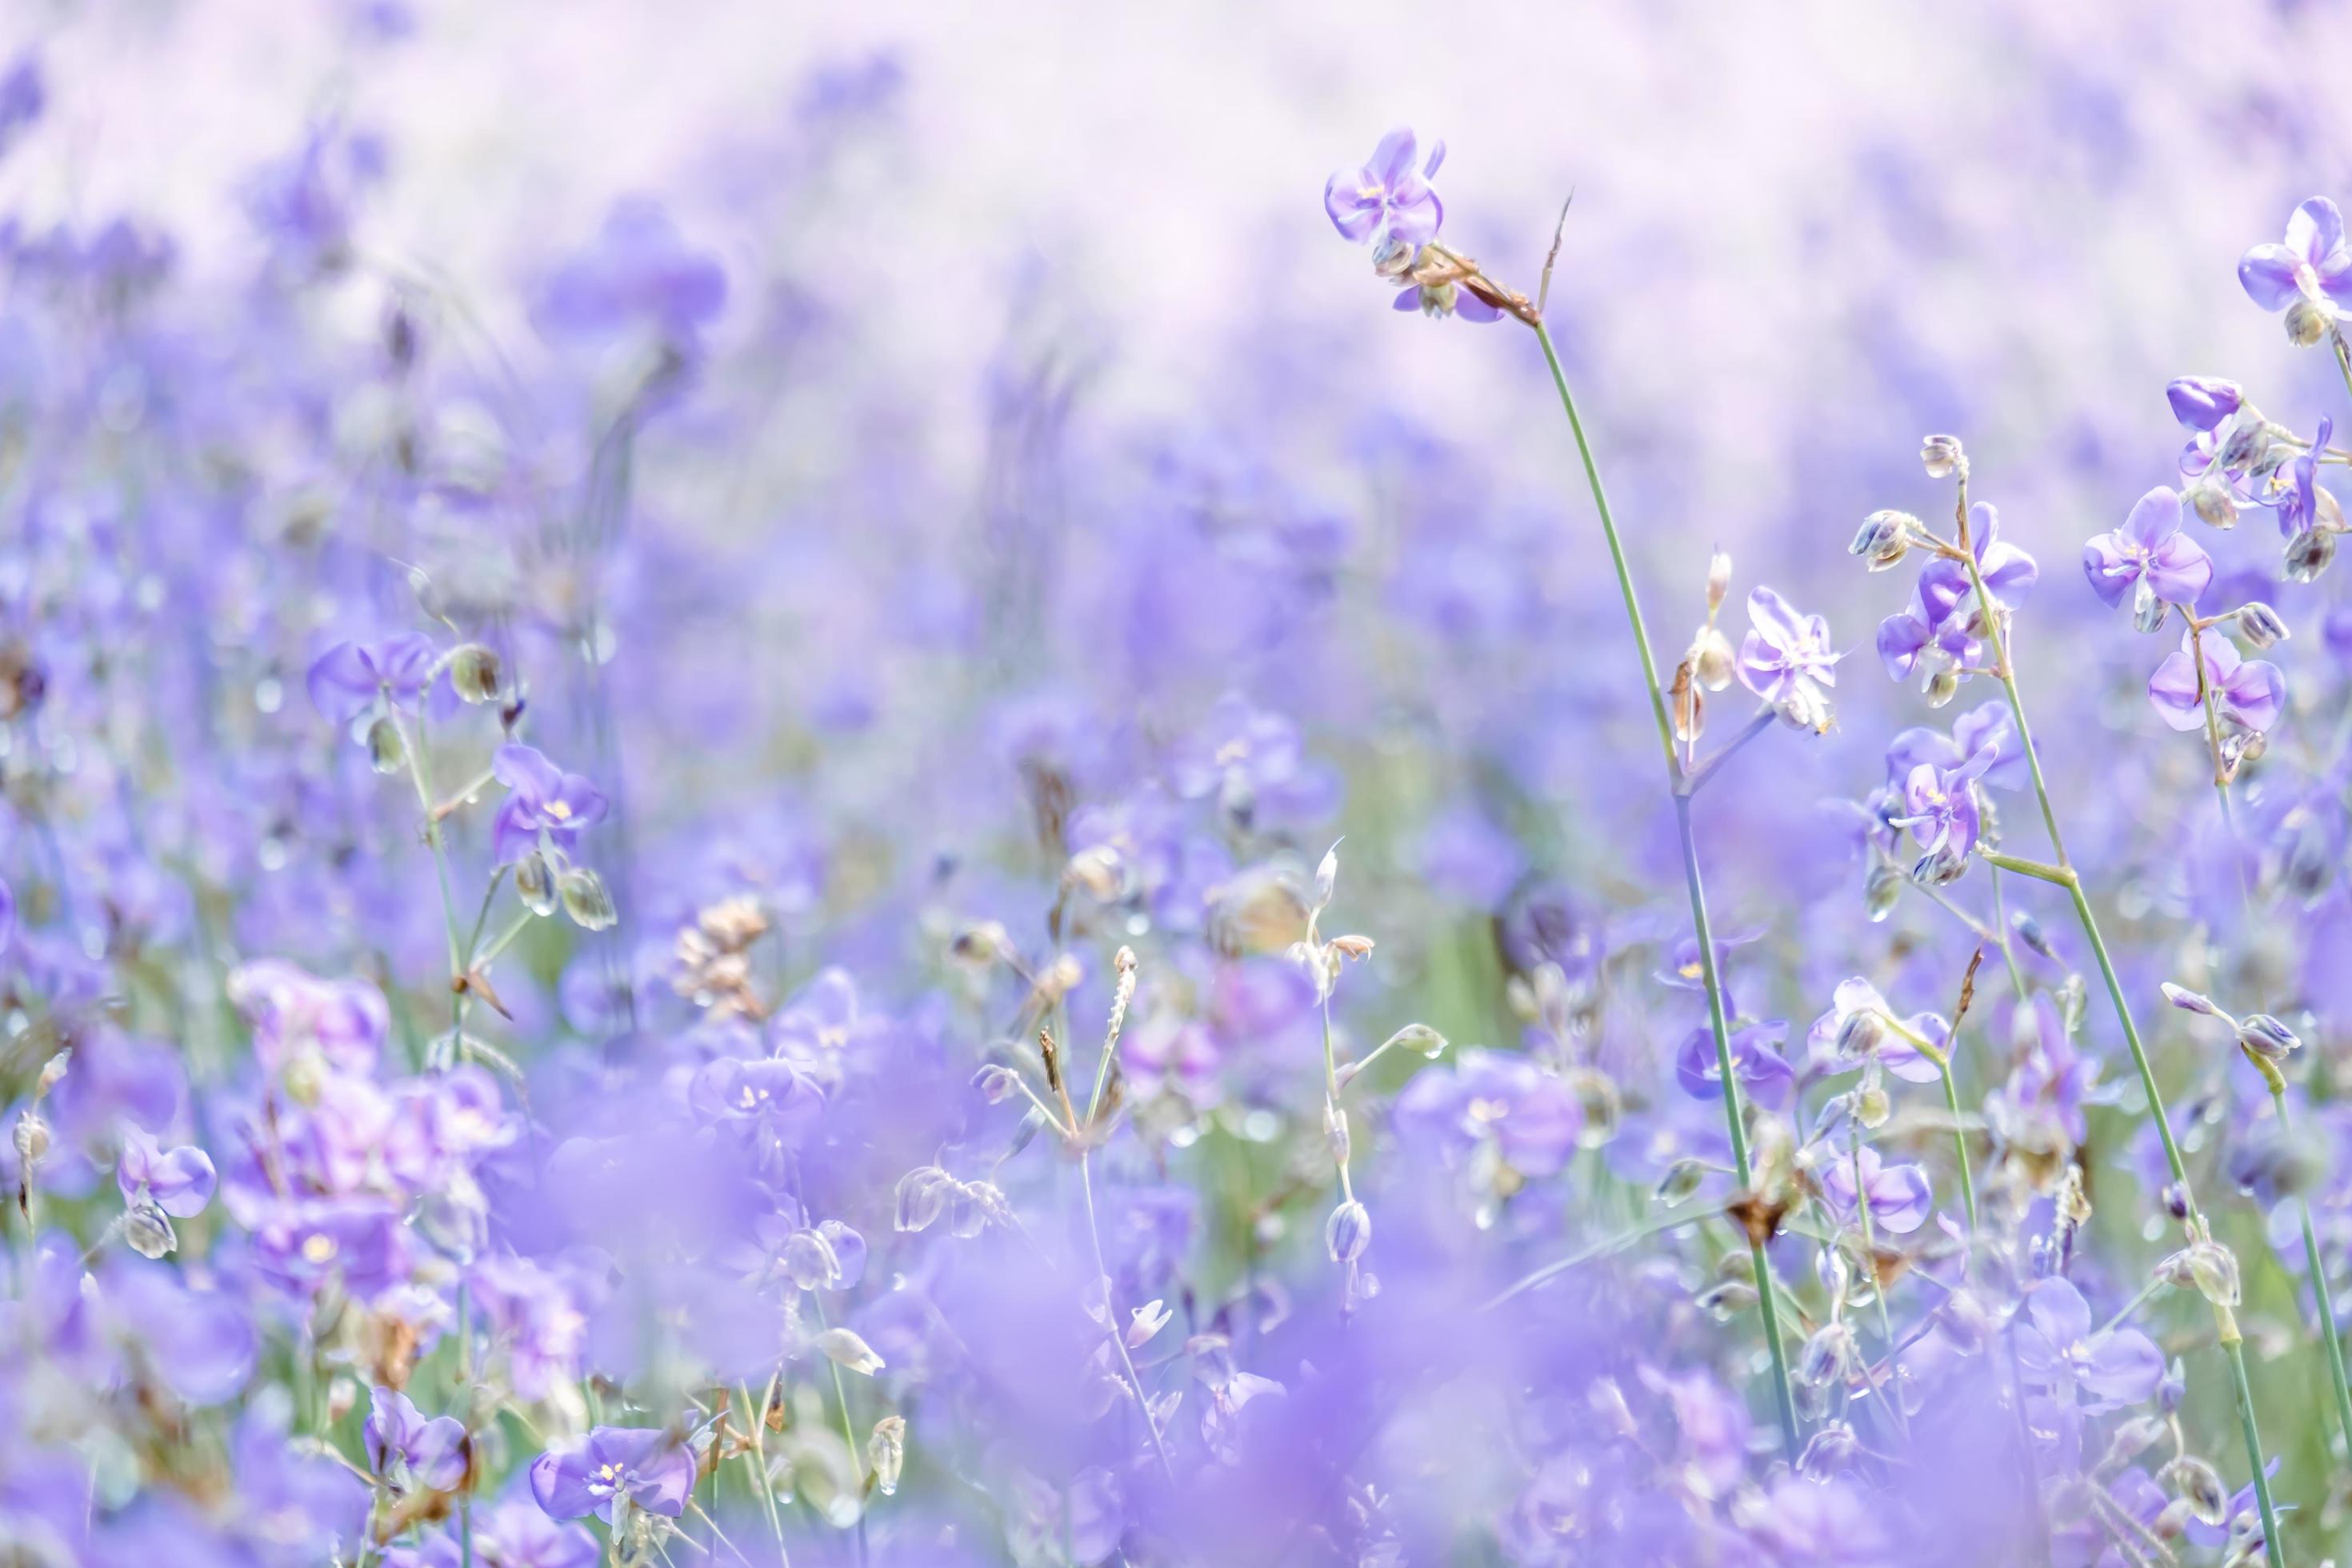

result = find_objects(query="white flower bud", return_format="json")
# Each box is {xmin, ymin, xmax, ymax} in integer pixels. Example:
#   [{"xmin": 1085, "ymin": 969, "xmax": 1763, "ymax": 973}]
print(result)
[
  {"xmin": 366, "ymin": 715, "xmax": 406, "ymax": 775},
  {"xmin": 1324, "ymin": 1199, "xmax": 1371, "ymax": 1263},
  {"xmin": 1690, "ymin": 626, "xmax": 1736, "ymax": 691},
  {"xmin": 2131, "ymin": 576, "xmax": 2170, "ymax": 634},
  {"xmin": 448, "ymin": 644, "xmax": 502, "ymax": 704},
  {"xmin": 866, "ymin": 1417, "xmax": 906, "ymax": 1497},
  {"xmin": 814, "ymin": 1326, "xmax": 886, "ymax": 1376},
  {"xmin": 515, "ymin": 851, "xmax": 558, "ymax": 917},
  {"xmin": 2286, "ymin": 296, "xmax": 2333, "ymax": 348},
  {"xmin": 2235, "ymin": 601, "xmax": 2288, "ymax": 649},
  {"xmin": 1706, "ymin": 550, "xmax": 1732, "ymax": 616},
  {"xmin": 1921, "ymin": 434, "xmax": 1965, "ymax": 478},
  {"xmin": 558, "ymin": 866, "xmax": 617, "ymax": 930},
  {"xmin": 2286, "ymin": 526, "xmax": 2337, "ymax": 584},
  {"xmin": 2189, "ymin": 481, "xmax": 2238, "ymax": 530},
  {"xmin": 124, "ymin": 1197, "xmax": 177, "ymax": 1259}
]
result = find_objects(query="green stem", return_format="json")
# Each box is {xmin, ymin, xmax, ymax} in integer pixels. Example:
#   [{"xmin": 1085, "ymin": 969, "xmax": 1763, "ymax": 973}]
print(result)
[
  {"xmin": 1955, "ymin": 497, "xmax": 2284, "ymax": 1566},
  {"xmin": 1532, "ymin": 318, "xmax": 1798, "ymax": 1454},
  {"xmin": 1848, "ymin": 1123, "xmax": 1910, "ymax": 1437},
  {"xmin": 2274, "ymin": 1088, "xmax": 2352, "ymax": 1464},
  {"xmin": 1874, "ymin": 1011, "xmax": 1978, "ymax": 1234}
]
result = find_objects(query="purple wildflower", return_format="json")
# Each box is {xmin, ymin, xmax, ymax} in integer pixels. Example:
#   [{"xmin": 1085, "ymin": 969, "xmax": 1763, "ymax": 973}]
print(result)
[
  {"xmin": 490, "ymin": 744, "xmax": 609, "ymax": 866},
  {"xmin": 530, "ymin": 1426, "xmax": 694, "ymax": 1527},
  {"xmin": 2082, "ymin": 486, "xmax": 2212, "ymax": 610},
  {"xmin": 1735, "ymin": 586, "xmax": 1838, "ymax": 720},
  {"xmin": 1323, "ymin": 127, "xmax": 1444, "ymax": 246},
  {"xmin": 306, "ymin": 634, "xmax": 438, "ymax": 723},
  {"xmin": 2013, "ymin": 1278, "xmax": 2164, "ymax": 1411},
  {"xmin": 363, "ymin": 1385, "xmax": 468, "ymax": 1492},
  {"xmin": 114, "ymin": 1125, "xmax": 216, "ymax": 1218},
  {"xmin": 2146, "ymin": 632, "xmax": 2284, "ymax": 734},
  {"xmin": 1817, "ymin": 1145, "xmax": 1933, "ymax": 1233},
  {"xmin": 2238, "ymin": 197, "xmax": 2352, "ymax": 315}
]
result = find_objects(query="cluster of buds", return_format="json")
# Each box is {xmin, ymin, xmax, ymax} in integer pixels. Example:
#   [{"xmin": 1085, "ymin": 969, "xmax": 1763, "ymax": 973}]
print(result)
[
  {"xmin": 673, "ymin": 894, "xmax": 772, "ymax": 1019},
  {"xmin": 1670, "ymin": 550, "xmax": 1736, "ymax": 751}
]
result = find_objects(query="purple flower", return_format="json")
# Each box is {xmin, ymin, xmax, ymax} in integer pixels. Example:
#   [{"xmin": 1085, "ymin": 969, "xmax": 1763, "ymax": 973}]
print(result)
[
  {"xmin": 1675, "ymin": 1020, "xmax": 1794, "ymax": 1110},
  {"xmin": 1885, "ymin": 699, "xmax": 2022, "ymax": 793},
  {"xmin": 1391, "ymin": 1048, "xmax": 1583, "ymax": 1179},
  {"xmin": 1323, "ymin": 127, "xmax": 1443, "ymax": 246},
  {"xmin": 2270, "ymin": 414, "xmax": 2338, "ymax": 539},
  {"xmin": 306, "ymin": 634, "xmax": 438, "ymax": 723},
  {"xmin": 2238, "ymin": 197, "xmax": 2352, "ymax": 314},
  {"xmin": 1962, "ymin": 501, "xmax": 2039, "ymax": 605},
  {"xmin": 2013, "ymin": 1278, "xmax": 2164, "ymax": 1411},
  {"xmin": 529, "ymin": 1426, "xmax": 694, "ymax": 1526},
  {"xmin": 2082, "ymin": 487, "xmax": 2212, "ymax": 610},
  {"xmin": 490, "ymin": 745, "xmax": 609, "ymax": 866},
  {"xmin": 2166, "ymin": 376, "xmax": 2243, "ymax": 433},
  {"xmin": 1735, "ymin": 586, "xmax": 1838, "ymax": 709},
  {"xmin": 1875, "ymin": 559, "xmax": 1981, "ymax": 682},
  {"xmin": 1806, "ymin": 978, "xmax": 1946, "ymax": 1084},
  {"xmin": 1817, "ymin": 1144, "xmax": 1932, "ymax": 1233},
  {"xmin": 1894, "ymin": 743, "xmax": 1998, "ymax": 859},
  {"xmin": 534, "ymin": 198, "xmax": 727, "ymax": 346},
  {"xmin": 115, "ymin": 1125, "xmax": 216, "ymax": 1218},
  {"xmin": 2146, "ymin": 632, "xmax": 2284, "ymax": 734},
  {"xmin": 363, "ymin": 1385, "xmax": 468, "ymax": 1492},
  {"xmin": 227, "ymin": 960, "xmax": 390, "ymax": 1077}
]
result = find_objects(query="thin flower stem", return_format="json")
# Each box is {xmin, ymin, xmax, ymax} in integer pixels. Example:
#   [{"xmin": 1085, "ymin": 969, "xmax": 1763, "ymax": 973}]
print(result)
[
  {"xmin": 2095, "ymin": 1275, "xmax": 2166, "ymax": 1337},
  {"xmin": 1986, "ymin": 867, "xmax": 2031, "ymax": 1002},
  {"xmin": 1954, "ymin": 487, "xmax": 2284, "ymax": 1567},
  {"xmin": 1682, "ymin": 706, "xmax": 1776, "ymax": 798},
  {"xmin": 1532, "ymin": 318, "xmax": 1800, "ymax": 1456},
  {"xmin": 2190, "ymin": 620, "xmax": 2253, "ymax": 905},
  {"xmin": 2272, "ymin": 1087, "xmax": 2352, "ymax": 1465},
  {"xmin": 809, "ymin": 1296, "xmax": 870, "ymax": 1568},
  {"xmin": 1482, "ymin": 1200, "xmax": 1729, "ymax": 1310},
  {"xmin": 1873, "ymin": 1010, "xmax": 1978, "ymax": 1234},
  {"xmin": 1078, "ymin": 1151, "xmax": 1177, "ymax": 1481}
]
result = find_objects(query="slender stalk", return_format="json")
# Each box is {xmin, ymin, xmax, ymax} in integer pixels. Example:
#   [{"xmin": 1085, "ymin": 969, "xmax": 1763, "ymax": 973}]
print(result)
[
  {"xmin": 1953, "ymin": 485, "xmax": 2284, "ymax": 1566},
  {"xmin": 1482, "ymin": 1200, "xmax": 1728, "ymax": 1310},
  {"xmin": 2273, "ymin": 1088, "xmax": 2352, "ymax": 1462},
  {"xmin": 1879, "ymin": 1010, "xmax": 1978, "ymax": 1234},
  {"xmin": 810, "ymin": 1296, "xmax": 870, "ymax": 1566},
  {"xmin": 1847, "ymin": 1123, "xmax": 1910, "ymax": 1437},
  {"xmin": 1532, "ymin": 318, "xmax": 1799, "ymax": 1455}
]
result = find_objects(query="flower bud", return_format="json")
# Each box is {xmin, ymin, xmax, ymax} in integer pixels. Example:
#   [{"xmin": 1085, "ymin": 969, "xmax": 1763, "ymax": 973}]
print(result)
[
  {"xmin": 2162, "ymin": 1456, "xmax": 2230, "ymax": 1526},
  {"xmin": 1370, "ymin": 234, "xmax": 1416, "ymax": 280},
  {"xmin": 2286, "ymin": 526, "xmax": 2337, "ymax": 584},
  {"xmin": 894, "ymin": 1165, "xmax": 954, "ymax": 1233},
  {"xmin": 514, "ymin": 851, "xmax": 558, "ymax": 917},
  {"xmin": 2286, "ymin": 296, "xmax": 2332, "ymax": 348},
  {"xmin": 2158, "ymin": 1182, "xmax": 2191, "ymax": 1222},
  {"xmin": 1863, "ymin": 862, "xmax": 1902, "ymax": 923},
  {"xmin": 867, "ymin": 1417, "xmax": 906, "ymax": 1498},
  {"xmin": 1798, "ymin": 1422, "xmax": 1858, "ymax": 1480},
  {"xmin": 558, "ymin": 866, "xmax": 617, "ymax": 930},
  {"xmin": 971, "ymin": 1064, "xmax": 1021, "ymax": 1105},
  {"xmin": 2220, "ymin": 422, "xmax": 2271, "ymax": 474},
  {"xmin": 2131, "ymin": 576, "xmax": 2170, "ymax": 634},
  {"xmin": 2012, "ymin": 912, "xmax": 2054, "ymax": 961},
  {"xmin": 1690, "ymin": 626, "xmax": 1735, "ymax": 691},
  {"xmin": 1921, "ymin": 434, "xmax": 1965, "ymax": 478},
  {"xmin": 2186, "ymin": 1239, "xmax": 2241, "ymax": 1306},
  {"xmin": 2234, "ymin": 1012, "xmax": 2300, "ymax": 1062},
  {"xmin": 1922, "ymin": 666, "xmax": 1960, "ymax": 709},
  {"xmin": 1853, "ymin": 1082, "xmax": 1890, "ymax": 1129},
  {"xmin": 1850, "ymin": 510, "xmax": 1916, "ymax": 571},
  {"xmin": 2188, "ymin": 480, "xmax": 2239, "ymax": 530},
  {"xmin": 2235, "ymin": 601, "xmax": 2289, "ymax": 648},
  {"xmin": 2160, "ymin": 982, "xmax": 2224, "ymax": 1019},
  {"xmin": 814, "ymin": 1326, "xmax": 886, "ymax": 1376},
  {"xmin": 123, "ymin": 1197, "xmax": 177, "ymax": 1259},
  {"xmin": 1706, "ymin": 549, "xmax": 1732, "ymax": 617},
  {"xmin": 1834, "ymin": 1007, "xmax": 1886, "ymax": 1060},
  {"xmin": 1324, "ymin": 1199, "xmax": 1371, "ymax": 1263},
  {"xmin": 366, "ymin": 715, "xmax": 406, "ymax": 775},
  {"xmin": 1654, "ymin": 1156, "xmax": 1706, "ymax": 1204},
  {"xmin": 1695, "ymin": 1279, "xmax": 1758, "ymax": 1321},
  {"xmin": 12, "ymin": 1111, "xmax": 48, "ymax": 1168},
  {"xmin": 1798, "ymin": 1321, "xmax": 1858, "ymax": 1386},
  {"xmin": 1911, "ymin": 840, "xmax": 1969, "ymax": 887},
  {"xmin": 448, "ymin": 644, "xmax": 502, "ymax": 704},
  {"xmin": 2166, "ymin": 376, "xmax": 2244, "ymax": 432}
]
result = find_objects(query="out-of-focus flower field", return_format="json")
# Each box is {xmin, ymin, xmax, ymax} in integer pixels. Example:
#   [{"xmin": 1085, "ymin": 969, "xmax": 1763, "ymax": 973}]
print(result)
[{"xmin": 8, "ymin": 2, "xmax": 2352, "ymax": 1563}]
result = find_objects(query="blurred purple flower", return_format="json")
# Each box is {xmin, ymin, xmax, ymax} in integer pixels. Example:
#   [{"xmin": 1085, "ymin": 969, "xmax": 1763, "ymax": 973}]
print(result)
[
  {"xmin": 2146, "ymin": 632, "xmax": 2283, "ymax": 734},
  {"xmin": 490, "ymin": 744, "xmax": 609, "ymax": 866},
  {"xmin": 2082, "ymin": 486, "xmax": 2211, "ymax": 609},
  {"xmin": 534, "ymin": 198, "xmax": 727, "ymax": 344},
  {"xmin": 2013, "ymin": 1277, "xmax": 2164, "ymax": 1411},
  {"xmin": 1323, "ymin": 127, "xmax": 1444, "ymax": 246},
  {"xmin": 364, "ymin": 1385, "xmax": 468, "ymax": 1492},
  {"xmin": 1885, "ymin": 699, "xmax": 2022, "ymax": 793},
  {"xmin": 306, "ymin": 634, "xmax": 437, "ymax": 723},
  {"xmin": 2238, "ymin": 198, "xmax": 2352, "ymax": 314},
  {"xmin": 114, "ymin": 1125, "xmax": 215, "ymax": 1218},
  {"xmin": 1675, "ymin": 1020, "xmax": 1794, "ymax": 1110},
  {"xmin": 1818, "ymin": 1144, "xmax": 1932, "ymax": 1232},
  {"xmin": 530, "ymin": 1426, "xmax": 694, "ymax": 1526}
]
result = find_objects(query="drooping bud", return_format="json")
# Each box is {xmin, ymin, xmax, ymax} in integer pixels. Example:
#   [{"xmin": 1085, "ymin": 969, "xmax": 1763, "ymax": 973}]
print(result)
[
  {"xmin": 971, "ymin": 1064, "xmax": 1022, "ymax": 1105},
  {"xmin": 867, "ymin": 1417, "xmax": 906, "ymax": 1497},
  {"xmin": 1324, "ymin": 1199, "xmax": 1371, "ymax": 1263},
  {"xmin": 2158, "ymin": 1182, "xmax": 2191, "ymax": 1222},
  {"xmin": 2234, "ymin": 1012, "xmax": 2300, "ymax": 1063},
  {"xmin": 1863, "ymin": 861, "xmax": 1902, "ymax": 922},
  {"xmin": 1690, "ymin": 625, "xmax": 1736, "ymax": 691},
  {"xmin": 1921, "ymin": 434, "xmax": 1965, "ymax": 478},
  {"xmin": 2166, "ymin": 377, "xmax": 2244, "ymax": 432},
  {"xmin": 2131, "ymin": 576, "xmax": 2170, "ymax": 634},
  {"xmin": 893, "ymin": 1166, "xmax": 955, "ymax": 1233},
  {"xmin": 2162, "ymin": 1455, "xmax": 2230, "ymax": 1526},
  {"xmin": 514, "ymin": 851, "xmax": 558, "ymax": 917},
  {"xmin": 2184, "ymin": 1239, "xmax": 2242, "ymax": 1306},
  {"xmin": 1654, "ymin": 1157, "xmax": 1706, "ymax": 1204},
  {"xmin": 124, "ymin": 1197, "xmax": 177, "ymax": 1259},
  {"xmin": 2286, "ymin": 296, "xmax": 2332, "ymax": 348},
  {"xmin": 2286, "ymin": 526, "xmax": 2337, "ymax": 583},
  {"xmin": 814, "ymin": 1326, "xmax": 886, "ymax": 1376},
  {"xmin": 448, "ymin": 644, "xmax": 502, "ymax": 704},
  {"xmin": 1370, "ymin": 234, "xmax": 1416, "ymax": 280},
  {"xmin": 2187, "ymin": 480, "xmax": 2239, "ymax": 530},
  {"xmin": 558, "ymin": 866, "xmax": 617, "ymax": 930},
  {"xmin": 1850, "ymin": 510, "xmax": 1916, "ymax": 571},
  {"xmin": 2235, "ymin": 601, "xmax": 2289, "ymax": 649},
  {"xmin": 12, "ymin": 1111, "xmax": 48, "ymax": 1168},
  {"xmin": 1912, "ymin": 840, "xmax": 1969, "ymax": 887},
  {"xmin": 1798, "ymin": 1321, "xmax": 1858, "ymax": 1387},
  {"xmin": 366, "ymin": 715, "xmax": 406, "ymax": 775},
  {"xmin": 1834, "ymin": 1007, "xmax": 1886, "ymax": 1060},
  {"xmin": 1922, "ymin": 666, "xmax": 1961, "ymax": 709}
]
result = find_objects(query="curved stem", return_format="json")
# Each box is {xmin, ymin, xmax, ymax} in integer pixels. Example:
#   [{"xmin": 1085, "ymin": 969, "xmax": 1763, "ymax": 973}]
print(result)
[
  {"xmin": 1956, "ymin": 488, "xmax": 2284, "ymax": 1566},
  {"xmin": 1532, "ymin": 314, "xmax": 1798, "ymax": 1456}
]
